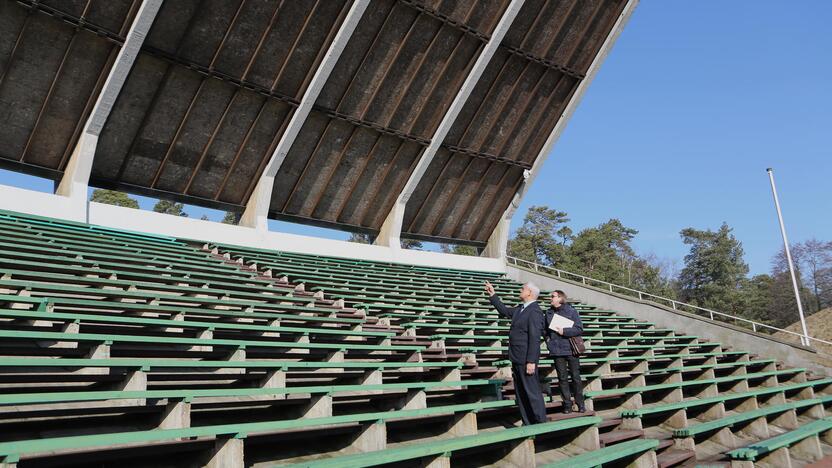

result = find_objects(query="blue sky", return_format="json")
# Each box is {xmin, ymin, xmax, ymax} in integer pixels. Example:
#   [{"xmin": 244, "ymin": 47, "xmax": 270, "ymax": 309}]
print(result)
[
  {"xmin": 514, "ymin": 0, "xmax": 832, "ymax": 275},
  {"xmin": 2, "ymin": 1, "xmax": 830, "ymax": 275}
]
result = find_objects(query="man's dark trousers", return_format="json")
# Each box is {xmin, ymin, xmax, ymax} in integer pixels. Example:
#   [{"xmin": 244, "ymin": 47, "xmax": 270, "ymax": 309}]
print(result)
[
  {"xmin": 554, "ymin": 355, "xmax": 584, "ymax": 409},
  {"xmin": 511, "ymin": 363, "xmax": 547, "ymax": 425}
]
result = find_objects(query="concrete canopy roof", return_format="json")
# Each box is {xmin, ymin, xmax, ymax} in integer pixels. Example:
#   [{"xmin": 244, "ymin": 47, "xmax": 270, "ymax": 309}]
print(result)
[{"xmin": 0, "ymin": 0, "xmax": 627, "ymax": 247}]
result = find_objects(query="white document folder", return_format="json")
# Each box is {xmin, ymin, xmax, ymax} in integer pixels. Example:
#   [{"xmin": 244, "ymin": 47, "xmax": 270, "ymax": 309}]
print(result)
[{"xmin": 548, "ymin": 314, "xmax": 574, "ymax": 331}]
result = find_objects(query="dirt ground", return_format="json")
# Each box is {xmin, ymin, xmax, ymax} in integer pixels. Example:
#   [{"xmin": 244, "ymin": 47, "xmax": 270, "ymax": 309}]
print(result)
[{"xmin": 773, "ymin": 307, "xmax": 832, "ymax": 355}]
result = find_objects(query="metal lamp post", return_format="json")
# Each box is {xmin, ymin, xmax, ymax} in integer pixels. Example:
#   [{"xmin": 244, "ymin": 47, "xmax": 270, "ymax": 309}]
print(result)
[{"xmin": 766, "ymin": 168, "xmax": 811, "ymax": 346}]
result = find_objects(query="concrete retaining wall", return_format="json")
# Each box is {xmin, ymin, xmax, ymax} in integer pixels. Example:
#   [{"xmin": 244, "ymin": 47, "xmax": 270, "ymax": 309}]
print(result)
[{"xmin": 0, "ymin": 185, "xmax": 505, "ymax": 273}]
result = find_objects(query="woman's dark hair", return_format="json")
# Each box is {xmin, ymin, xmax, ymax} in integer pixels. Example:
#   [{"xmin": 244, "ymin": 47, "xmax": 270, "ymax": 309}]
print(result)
[{"xmin": 554, "ymin": 290, "xmax": 567, "ymax": 301}]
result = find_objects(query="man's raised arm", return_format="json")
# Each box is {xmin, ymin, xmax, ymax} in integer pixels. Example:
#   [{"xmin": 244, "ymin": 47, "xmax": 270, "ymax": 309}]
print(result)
[{"xmin": 485, "ymin": 281, "xmax": 513, "ymax": 318}]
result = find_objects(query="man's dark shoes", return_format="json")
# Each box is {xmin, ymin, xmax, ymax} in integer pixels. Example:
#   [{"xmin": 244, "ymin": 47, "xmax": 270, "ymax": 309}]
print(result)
[
  {"xmin": 562, "ymin": 405, "xmax": 572, "ymax": 414},
  {"xmin": 577, "ymin": 405, "xmax": 587, "ymax": 413}
]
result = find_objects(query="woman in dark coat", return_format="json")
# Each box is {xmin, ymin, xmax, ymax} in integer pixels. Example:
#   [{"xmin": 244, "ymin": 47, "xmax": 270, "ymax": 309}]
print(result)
[{"xmin": 544, "ymin": 290, "xmax": 586, "ymax": 413}]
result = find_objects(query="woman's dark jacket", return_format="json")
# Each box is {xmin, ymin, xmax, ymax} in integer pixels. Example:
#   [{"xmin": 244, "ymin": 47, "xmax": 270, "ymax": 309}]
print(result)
[{"xmin": 544, "ymin": 303, "xmax": 583, "ymax": 356}]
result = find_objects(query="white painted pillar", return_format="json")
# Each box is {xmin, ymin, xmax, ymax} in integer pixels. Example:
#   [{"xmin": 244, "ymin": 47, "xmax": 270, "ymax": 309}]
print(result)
[
  {"xmin": 239, "ymin": 0, "xmax": 370, "ymax": 231},
  {"xmin": 55, "ymin": 0, "xmax": 164, "ymax": 220},
  {"xmin": 481, "ymin": 216, "xmax": 511, "ymax": 260},
  {"xmin": 482, "ymin": 0, "xmax": 639, "ymax": 258},
  {"xmin": 374, "ymin": 0, "xmax": 526, "ymax": 248}
]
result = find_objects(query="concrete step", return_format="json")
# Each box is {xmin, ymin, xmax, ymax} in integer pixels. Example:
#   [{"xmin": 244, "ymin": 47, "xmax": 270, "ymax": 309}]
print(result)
[
  {"xmin": 599, "ymin": 429, "xmax": 644, "ymax": 447},
  {"xmin": 656, "ymin": 449, "xmax": 696, "ymax": 468}
]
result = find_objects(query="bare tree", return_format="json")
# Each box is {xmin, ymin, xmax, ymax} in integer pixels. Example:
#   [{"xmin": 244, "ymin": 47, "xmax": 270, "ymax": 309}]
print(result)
[
  {"xmin": 771, "ymin": 240, "xmax": 832, "ymax": 313},
  {"xmin": 799, "ymin": 239, "xmax": 832, "ymax": 311}
]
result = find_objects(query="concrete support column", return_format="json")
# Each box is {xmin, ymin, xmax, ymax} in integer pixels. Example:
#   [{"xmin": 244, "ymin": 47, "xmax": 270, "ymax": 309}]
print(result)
[
  {"xmin": 629, "ymin": 450, "xmax": 658, "ymax": 468},
  {"xmin": 374, "ymin": 202, "xmax": 405, "ymax": 249},
  {"xmin": 361, "ymin": 369, "xmax": 384, "ymax": 394},
  {"xmin": 158, "ymin": 398, "xmax": 191, "ymax": 429},
  {"xmin": 480, "ymin": 0, "xmax": 638, "ymax": 256},
  {"xmin": 445, "ymin": 411, "xmax": 478, "ymax": 437},
  {"xmin": 481, "ymin": 217, "xmax": 510, "ymax": 260},
  {"xmin": 573, "ymin": 426, "xmax": 601, "ymax": 452},
  {"xmin": 204, "ymin": 436, "xmax": 244, "ymax": 468},
  {"xmin": 302, "ymin": 394, "xmax": 333, "ymax": 418},
  {"xmin": 757, "ymin": 447, "xmax": 791, "ymax": 468},
  {"xmin": 351, "ymin": 421, "xmax": 386, "ymax": 452},
  {"xmin": 499, "ymin": 438, "xmax": 536, "ymax": 467},
  {"xmin": 737, "ymin": 416, "xmax": 770, "ymax": 440},
  {"xmin": 239, "ymin": 177, "xmax": 273, "ymax": 231},
  {"xmin": 55, "ymin": 0, "xmax": 163, "ymax": 220},
  {"xmin": 399, "ymin": 389, "xmax": 427, "ymax": 410},
  {"xmin": 239, "ymin": 1, "xmax": 370, "ymax": 230},
  {"xmin": 374, "ymin": 0, "xmax": 525, "ymax": 248}
]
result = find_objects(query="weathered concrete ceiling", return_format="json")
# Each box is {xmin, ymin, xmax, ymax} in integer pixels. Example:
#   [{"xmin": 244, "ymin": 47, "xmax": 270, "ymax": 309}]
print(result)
[{"xmin": 0, "ymin": 0, "xmax": 626, "ymax": 246}]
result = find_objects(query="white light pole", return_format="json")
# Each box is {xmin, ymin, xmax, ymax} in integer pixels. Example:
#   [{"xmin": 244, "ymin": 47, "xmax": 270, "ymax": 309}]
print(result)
[{"xmin": 766, "ymin": 168, "xmax": 810, "ymax": 346}]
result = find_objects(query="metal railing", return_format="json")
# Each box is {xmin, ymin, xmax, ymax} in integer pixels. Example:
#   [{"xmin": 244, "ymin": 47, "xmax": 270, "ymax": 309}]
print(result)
[{"xmin": 506, "ymin": 255, "xmax": 830, "ymax": 349}]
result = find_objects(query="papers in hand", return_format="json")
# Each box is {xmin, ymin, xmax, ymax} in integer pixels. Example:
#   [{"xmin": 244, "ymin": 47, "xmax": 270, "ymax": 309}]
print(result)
[{"xmin": 548, "ymin": 314, "xmax": 574, "ymax": 332}]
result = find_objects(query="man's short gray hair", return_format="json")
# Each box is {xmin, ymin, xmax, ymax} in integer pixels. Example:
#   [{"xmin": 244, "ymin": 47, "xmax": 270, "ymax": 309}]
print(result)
[{"xmin": 525, "ymin": 282, "xmax": 540, "ymax": 299}]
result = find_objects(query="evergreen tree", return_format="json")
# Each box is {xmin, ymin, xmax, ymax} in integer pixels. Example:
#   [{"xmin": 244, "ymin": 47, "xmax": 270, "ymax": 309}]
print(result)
[
  {"xmin": 440, "ymin": 243, "xmax": 478, "ymax": 256},
  {"xmin": 563, "ymin": 219, "xmax": 638, "ymax": 284},
  {"xmin": 507, "ymin": 206, "xmax": 569, "ymax": 264},
  {"xmin": 221, "ymin": 211, "xmax": 239, "ymax": 225},
  {"xmin": 153, "ymin": 199, "xmax": 188, "ymax": 217},
  {"xmin": 740, "ymin": 274, "xmax": 777, "ymax": 325},
  {"xmin": 678, "ymin": 223, "xmax": 749, "ymax": 312},
  {"xmin": 401, "ymin": 238, "xmax": 423, "ymax": 250},
  {"xmin": 347, "ymin": 233, "xmax": 372, "ymax": 244},
  {"xmin": 89, "ymin": 189, "xmax": 139, "ymax": 209}
]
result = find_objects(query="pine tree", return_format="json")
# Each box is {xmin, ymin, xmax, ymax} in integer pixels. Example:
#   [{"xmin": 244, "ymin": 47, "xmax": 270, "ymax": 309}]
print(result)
[
  {"xmin": 678, "ymin": 223, "xmax": 749, "ymax": 312},
  {"xmin": 221, "ymin": 211, "xmax": 238, "ymax": 224},
  {"xmin": 153, "ymin": 199, "xmax": 188, "ymax": 217},
  {"xmin": 89, "ymin": 189, "xmax": 139, "ymax": 209}
]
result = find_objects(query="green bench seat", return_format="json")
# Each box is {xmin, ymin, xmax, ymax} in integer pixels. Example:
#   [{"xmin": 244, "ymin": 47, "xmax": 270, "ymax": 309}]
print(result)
[
  {"xmin": 643, "ymin": 359, "xmax": 775, "ymax": 376},
  {"xmin": 276, "ymin": 416, "xmax": 602, "ymax": 467},
  {"xmin": 0, "ymin": 294, "xmax": 368, "ymax": 327},
  {"xmin": 587, "ymin": 369, "xmax": 805, "ymax": 399},
  {"xmin": 0, "ymin": 308, "xmax": 394, "ymax": 340},
  {"xmin": 1, "ymin": 268, "xmax": 313, "ymax": 306},
  {"xmin": 0, "ymin": 278, "xmax": 314, "ymax": 308},
  {"xmin": 0, "ymin": 247, "xmax": 264, "ymax": 285},
  {"xmin": 0, "ymin": 357, "xmax": 464, "ymax": 371},
  {"xmin": 403, "ymin": 322, "xmax": 510, "ymax": 331},
  {"xmin": 0, "ymin": 329, "xmax": 422, "ymax": 354},
  {"xmin": 539, "ymin": 438, "xmax": 659, "ymax": 468},
  {"xmin": 0, "ymin": 259, "xmax": 281, "ymax": 292},
  {"xmin": 726, "ymin": 417, "xmax": 832, "ymax": 461},
  {"xmin": 0, "ymin": 239, "xmax": 249, "ymax": 279},
  {"xmin": 0, "ymin": 379, "xmax": 501, "ymax": 407},
  {"xmin": 0, "ymin": 399, "xmax": 528, "ymax": 464},
  {"xmin": 623, "ymin": 378, "xmax": 832, "ymax": 418},
  {"xmin": 674, "ymin": 396, "xmax": 831, "ymax": 437}
]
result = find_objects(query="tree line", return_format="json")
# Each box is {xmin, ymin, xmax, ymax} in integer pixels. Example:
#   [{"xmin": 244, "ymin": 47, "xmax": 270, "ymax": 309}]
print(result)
[{"xmin": 506, "ymin": 205, "xmax": 831, "ymax": 329}]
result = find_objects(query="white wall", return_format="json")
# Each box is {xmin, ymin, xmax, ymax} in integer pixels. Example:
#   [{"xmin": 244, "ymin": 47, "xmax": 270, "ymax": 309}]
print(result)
[{"xmin": 0, "ymin": 185, "xmax": 505, "ymax": 273}]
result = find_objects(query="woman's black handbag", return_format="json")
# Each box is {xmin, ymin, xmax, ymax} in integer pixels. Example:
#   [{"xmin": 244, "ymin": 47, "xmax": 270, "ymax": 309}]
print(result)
[{"xmin": 569, "ymin": 336, "xmax": 586, "ymax": 356}]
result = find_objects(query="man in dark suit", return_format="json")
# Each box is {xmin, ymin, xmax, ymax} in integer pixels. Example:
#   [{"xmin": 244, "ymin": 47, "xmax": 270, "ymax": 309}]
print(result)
[
  {"xmin": 545, "ymin": 290, "xmax": 586, "ymax": 413},
  {"xmin": 485, "ymin": 280, "xmax": 547, "ymax": 425}
]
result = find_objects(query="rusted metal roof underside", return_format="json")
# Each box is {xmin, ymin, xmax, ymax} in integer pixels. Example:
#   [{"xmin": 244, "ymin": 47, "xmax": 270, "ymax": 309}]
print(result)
[{"xmin": 0, "ymin": 0, "xmax": 626, "ymax": 246}]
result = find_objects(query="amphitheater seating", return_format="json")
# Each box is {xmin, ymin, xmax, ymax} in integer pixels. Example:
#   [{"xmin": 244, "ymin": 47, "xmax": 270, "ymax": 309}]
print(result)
[{"xmin": 0, "ymin": 209, "xmax": 829, "ymax": 467}]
